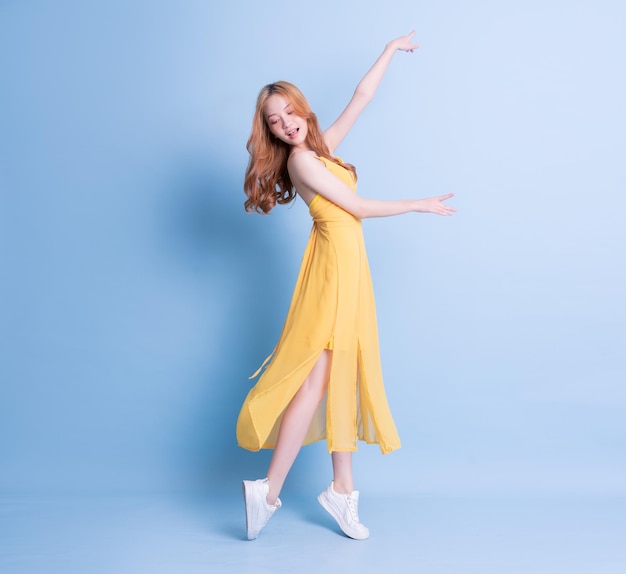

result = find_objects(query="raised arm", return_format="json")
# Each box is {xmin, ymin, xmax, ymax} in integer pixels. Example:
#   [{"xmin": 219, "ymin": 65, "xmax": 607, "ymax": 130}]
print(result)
[
  {"xmin": 323, "ymin": 31, "xmax": 419, "ymax": 154},
  {"xmin": 288, "ymin": 152, "xmax": 455, "ymax": 219}
]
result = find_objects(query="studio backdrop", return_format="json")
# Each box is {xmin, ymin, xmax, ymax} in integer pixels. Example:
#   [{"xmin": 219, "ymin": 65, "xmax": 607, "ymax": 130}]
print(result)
[{"xmin": 1, "ymin": 0, "xmax": 624, "ymax": 497}]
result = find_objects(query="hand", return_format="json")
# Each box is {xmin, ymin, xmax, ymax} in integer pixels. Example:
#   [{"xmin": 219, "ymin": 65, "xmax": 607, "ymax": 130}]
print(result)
[
  {"xmin": 414, "ymin": 193, "xmax": 456, "ymax": 216},
  {"xmin": 387, "ymin": 30, "xmax": 420, "ymax": 53}
]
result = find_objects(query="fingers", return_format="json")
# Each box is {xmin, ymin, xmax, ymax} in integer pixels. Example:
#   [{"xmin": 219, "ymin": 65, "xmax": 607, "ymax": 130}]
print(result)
[
  {"xmin": 406, "ymin": 30, "xmax": 419, "ymax": 51},
  {"xmin": 438, "ymin": 206, "xmax": 456, "ymax": 215},
  {"xmin": 437, "ymin": 208, "xmax": 455, "ymax": 216},
  {"xmin": 436, "ymin": 193, "xmax": 456, "ymax": 215},
  {"xmin": 394, "ymin": 30, "xmax": 419, "ymax": 52}
]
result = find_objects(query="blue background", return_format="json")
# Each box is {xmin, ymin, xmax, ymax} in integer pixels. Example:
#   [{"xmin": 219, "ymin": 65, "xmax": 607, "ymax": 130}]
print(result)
[{"xmin": 1, "ymin": 0, "xmax": 625, "ymax": 503}]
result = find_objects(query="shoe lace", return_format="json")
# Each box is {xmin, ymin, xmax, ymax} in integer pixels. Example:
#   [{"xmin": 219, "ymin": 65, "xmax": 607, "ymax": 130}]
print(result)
[{"xmin": 345, "ymin": 496, "xmax": 359, "ymax": 524}]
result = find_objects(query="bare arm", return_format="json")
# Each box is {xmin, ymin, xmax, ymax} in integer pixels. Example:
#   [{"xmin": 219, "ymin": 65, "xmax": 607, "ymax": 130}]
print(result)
[
  {"xmin": 288, "ymin": 152, "xmax": 455, "ymax": 219},
  {"xmin": 324, "ymin": 31, "xmax": 419, "ymax": 154}
]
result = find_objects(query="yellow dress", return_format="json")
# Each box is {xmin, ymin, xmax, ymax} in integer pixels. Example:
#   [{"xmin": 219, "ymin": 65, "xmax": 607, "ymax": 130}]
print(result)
[{"xmin": 236, "ymin": 157, "xmax": 401, "ymax": 454}]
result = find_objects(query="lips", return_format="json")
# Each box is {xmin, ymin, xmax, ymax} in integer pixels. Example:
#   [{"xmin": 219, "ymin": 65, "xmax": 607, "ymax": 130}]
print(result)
[{"xmin": 287, "ymin": 128, "xmax": 299, "ymax": 138}]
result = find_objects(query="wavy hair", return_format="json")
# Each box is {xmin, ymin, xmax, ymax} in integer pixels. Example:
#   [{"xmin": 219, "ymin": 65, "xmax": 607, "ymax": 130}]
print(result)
[{"xmin": 244, "ymin": 81, "xmax": 357, "ymax": 214}]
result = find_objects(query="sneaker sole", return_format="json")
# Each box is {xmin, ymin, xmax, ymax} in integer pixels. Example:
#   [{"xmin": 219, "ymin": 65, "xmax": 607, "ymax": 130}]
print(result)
[{"xmin": 242, "ymin": 481, "xmax": 254, "ymax": 540}]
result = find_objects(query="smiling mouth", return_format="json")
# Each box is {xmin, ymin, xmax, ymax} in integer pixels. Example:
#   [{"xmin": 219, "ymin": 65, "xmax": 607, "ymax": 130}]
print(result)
[{"xmin": 287, "ymin": 128, "xmax": 299, "ymax": 138}]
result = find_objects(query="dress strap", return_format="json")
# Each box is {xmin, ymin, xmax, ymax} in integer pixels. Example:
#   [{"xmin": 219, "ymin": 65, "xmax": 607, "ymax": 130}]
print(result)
[{"xmin": 249, "ymin": 347, "xmax": 276, "ymax": 380}]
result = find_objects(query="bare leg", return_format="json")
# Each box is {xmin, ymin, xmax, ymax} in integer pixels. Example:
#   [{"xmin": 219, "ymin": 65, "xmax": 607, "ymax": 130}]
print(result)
[
  {"xmin": 265, "ymin": 350, "xmax": 331, "ymax": 505},
  {"xmin": 331, "ymin": 452, "xmax": 354, "ymax": 494}
]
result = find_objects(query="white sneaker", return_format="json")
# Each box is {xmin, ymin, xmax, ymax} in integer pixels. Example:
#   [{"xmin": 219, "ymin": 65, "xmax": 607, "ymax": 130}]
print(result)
[
  {"xmin": 242, "ymin": 478, "xmax": 281, "ymax": 540},
  {"xmin": 318, "ymin": 481, "xmax": 369, "ymax": 540}
]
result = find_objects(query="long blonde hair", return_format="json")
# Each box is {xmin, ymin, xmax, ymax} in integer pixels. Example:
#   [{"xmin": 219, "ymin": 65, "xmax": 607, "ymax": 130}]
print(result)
[{"xmin": 244, "ymin": 81, "xmax": 357, "ymax": 214}]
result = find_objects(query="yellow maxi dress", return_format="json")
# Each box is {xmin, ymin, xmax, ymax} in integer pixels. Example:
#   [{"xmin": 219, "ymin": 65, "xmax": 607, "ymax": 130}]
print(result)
[{"xmin": 236, "ymin": 157, "xmax": 401, "ymax": 454}]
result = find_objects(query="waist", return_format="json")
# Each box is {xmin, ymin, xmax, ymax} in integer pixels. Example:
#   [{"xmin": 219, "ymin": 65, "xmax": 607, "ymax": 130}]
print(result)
[{"xmin": 312, "ymin": 216, "xmax": 362, "ymax": 228}]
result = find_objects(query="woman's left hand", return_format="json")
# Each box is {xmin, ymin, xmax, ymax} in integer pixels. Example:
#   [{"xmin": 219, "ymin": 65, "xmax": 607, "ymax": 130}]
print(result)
[
  {"xmin": 387, "ymin": 30, "xmax": 420, "ymax": 53},
  {"xmin": 414, "ymin": 193, "xmax": 456, "ymax": 216}
]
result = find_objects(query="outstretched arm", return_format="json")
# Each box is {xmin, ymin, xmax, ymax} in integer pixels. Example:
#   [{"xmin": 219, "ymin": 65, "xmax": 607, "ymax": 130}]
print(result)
[
  {"xmin": 324, "ymin": 31, "xmax": 419, "ymax": 154},
  {"xmin": 289, "ymin": 152, "xmax": 455, "ymax": 219}
]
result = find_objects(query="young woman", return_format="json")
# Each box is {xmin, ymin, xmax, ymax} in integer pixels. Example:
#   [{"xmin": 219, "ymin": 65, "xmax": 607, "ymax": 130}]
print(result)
[{"xmin": 236, "ymin": 31, "xmax": 455, "ymax": 541}]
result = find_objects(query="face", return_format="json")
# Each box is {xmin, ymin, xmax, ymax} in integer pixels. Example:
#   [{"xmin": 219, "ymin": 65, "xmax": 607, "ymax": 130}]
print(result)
[{"xmin": 263, "ymin": 93, "xmax": 310, "ymax": 151}]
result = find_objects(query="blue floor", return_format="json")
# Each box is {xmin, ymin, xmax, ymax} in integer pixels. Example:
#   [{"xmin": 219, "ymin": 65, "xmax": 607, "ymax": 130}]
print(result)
[{"xmin": 1, "ymin": 491, "xmax": 624, "ymax": 573}]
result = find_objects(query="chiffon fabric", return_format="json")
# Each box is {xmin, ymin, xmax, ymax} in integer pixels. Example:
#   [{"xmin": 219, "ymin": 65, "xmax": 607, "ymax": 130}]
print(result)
[{"xmin": 236, "ymin": 157, "xmax": 401, "ymax": 454}]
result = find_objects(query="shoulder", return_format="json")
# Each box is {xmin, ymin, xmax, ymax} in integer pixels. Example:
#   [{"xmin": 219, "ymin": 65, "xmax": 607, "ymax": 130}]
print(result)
[
  {"xmin": 288, "ymin": 150, "xmax": 321, "ymax": 169},
  {"xmin": 287, "ymin": 151, "xmax": 327, "ymax": 191},
  {"xmin": 287, "ymin": 150, "xmax": 325, "ymax": 181}
]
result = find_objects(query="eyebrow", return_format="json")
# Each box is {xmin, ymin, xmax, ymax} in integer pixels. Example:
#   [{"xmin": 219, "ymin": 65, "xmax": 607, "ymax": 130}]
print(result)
[{"xmin": 266, "ymin": 103, "xmax": 292, "ymax": 118}]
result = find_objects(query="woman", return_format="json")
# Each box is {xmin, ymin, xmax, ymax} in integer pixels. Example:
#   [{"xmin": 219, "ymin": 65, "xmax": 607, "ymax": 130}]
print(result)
[{"xmin": 236, "ymin": 31, "xmax": 455, "ymax": 541}]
